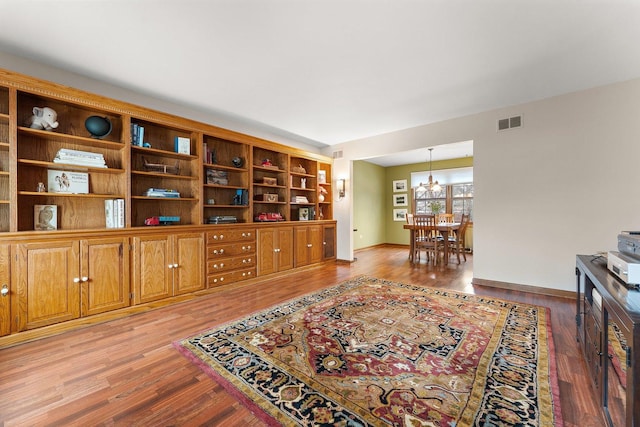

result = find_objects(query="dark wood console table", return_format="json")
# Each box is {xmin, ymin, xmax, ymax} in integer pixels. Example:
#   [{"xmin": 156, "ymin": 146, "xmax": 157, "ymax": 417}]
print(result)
[{"xmin": 576, "ymin": 255, "xmax": 640, "ymax": 427}]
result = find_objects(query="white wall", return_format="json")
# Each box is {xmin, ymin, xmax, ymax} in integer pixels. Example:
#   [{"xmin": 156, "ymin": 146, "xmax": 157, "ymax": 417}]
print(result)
[
  {"xmin": 5, "ymin": 51, "xmax": 639, "ymax": 291},
  {"xmin": 0, "ymin": 51, "xmax": 323, "ymax": 154},
  {"xmin": 327, "ymin": 78, "xmax": 640, "ymax": 292}
]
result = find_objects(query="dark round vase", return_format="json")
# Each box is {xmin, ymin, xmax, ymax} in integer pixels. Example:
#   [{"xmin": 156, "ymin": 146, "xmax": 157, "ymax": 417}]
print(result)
[{"xmin": 85, "ymin": 116, "xmax": 112, "ymax": 139}]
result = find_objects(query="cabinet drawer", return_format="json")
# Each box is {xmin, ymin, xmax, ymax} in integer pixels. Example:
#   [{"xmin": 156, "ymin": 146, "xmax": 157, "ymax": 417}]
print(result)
[
  {"xmin": 207, "ymin": 242, "xmax": 255, "ymax": 257},
  {"xmin": 207, "ymin": 229, "xmax": 255, "ymax": 244},
  {"xmin": 207, "ymin": 255, "xmax": 255, "ymax": 274},
  {"xmin": 207, "ymin": 268, "xmax": 256, "ymax": 287}
]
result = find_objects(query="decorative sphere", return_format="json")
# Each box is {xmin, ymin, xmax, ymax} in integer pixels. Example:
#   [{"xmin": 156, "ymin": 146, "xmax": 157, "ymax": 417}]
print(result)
[
  {"xmin": 85, "ymin": 116, "xmax": 112, "ymax": 138},
  {"xmin": 232, "ymin": 156, "xmax": 244, "ymax": 168}
]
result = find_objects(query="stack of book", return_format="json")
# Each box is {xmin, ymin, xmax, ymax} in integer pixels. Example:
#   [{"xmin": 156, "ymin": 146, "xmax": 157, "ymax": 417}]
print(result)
[
  {"xmin": 292, "ymin": 195, "xmax": 309, "ymax": 203},
  {"xmin": 203, "ymin": 142, "xmax": 216, "ymax": 164},
  {"xmin": 144, "ymin": 188, "xmax": 181, "ymax": 198},
  {"xmin": 130, "ymin": 123, "xmax": 145, "ymax": 146},
  {"xmin": 104, "ymin": 199, "xmax": 125, "ymax": 228},
  {"xmin": 54, "ymin": 148, "xmax": 107, "ymax": 168}
]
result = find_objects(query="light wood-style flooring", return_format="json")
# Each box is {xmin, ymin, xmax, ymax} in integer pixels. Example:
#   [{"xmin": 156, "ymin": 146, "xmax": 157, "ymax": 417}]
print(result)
[{"xmin": 0, "ymin": 246, "xmax": 603, "ymax": 426}]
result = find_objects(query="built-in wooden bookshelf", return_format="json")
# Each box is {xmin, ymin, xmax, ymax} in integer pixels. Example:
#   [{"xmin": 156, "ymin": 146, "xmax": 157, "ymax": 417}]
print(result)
[
  {"xmin": 0, "ymin": 68, "xmax": 334, "ymax": 233},
  {"xmin": 0, "ymin": 67, "xmax": 337, "ymax": 346}
]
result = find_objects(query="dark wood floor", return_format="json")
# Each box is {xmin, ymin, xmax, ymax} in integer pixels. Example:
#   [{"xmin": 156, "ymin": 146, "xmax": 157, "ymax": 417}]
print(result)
[{"xmin": 0, "ymin": 246, "xmax": 604, "ymax": 426}]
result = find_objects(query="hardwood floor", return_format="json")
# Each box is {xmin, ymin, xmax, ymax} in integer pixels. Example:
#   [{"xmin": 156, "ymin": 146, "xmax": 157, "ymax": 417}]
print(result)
[{"xmin": 0, "ymin": 246, "xmax": 604, "ymax": 426}]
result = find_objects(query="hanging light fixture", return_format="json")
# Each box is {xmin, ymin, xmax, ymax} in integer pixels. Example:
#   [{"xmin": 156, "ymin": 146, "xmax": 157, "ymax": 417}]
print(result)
[{"xmin": 418, "ymin": 148, "xmax": 441, "ymax": 194}]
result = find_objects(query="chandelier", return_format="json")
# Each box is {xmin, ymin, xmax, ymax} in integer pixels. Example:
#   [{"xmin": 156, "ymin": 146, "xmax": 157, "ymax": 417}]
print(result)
[{"xmin": 418, "ymin": 148, "xmax": 441, "ymax": 194}]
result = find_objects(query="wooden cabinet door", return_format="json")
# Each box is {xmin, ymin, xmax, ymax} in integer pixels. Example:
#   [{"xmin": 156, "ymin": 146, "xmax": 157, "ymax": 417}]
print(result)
[
  {"xmin": 132, "ymin": 235, "xmax": 172, "ymax": 304},
  {"xmin": 15, "ymin": 240, "xmax": 80, "ymax": 331},
  {"xmin": 294, "ymin": 226, "xmax": 310, "ymax": 267},
  {"xmin": 172, "ymin": 232, "xmax": 204, "ymax": 296},
  {"xmin": 294, "ymin": 225, "xmax": 322, "ymax": 267},
  {"xmin": 276, "ymin": 227, "xmax": 294, "ymax": 272},
  {"xmin": 257, "ymin": 228, "xmax": 277, "ymax": 276},
  {"xmin": 308, "ymin": 225, "xmax": 323, "ymax": 265},
  {"xmin": 0, "ymin": 245, "xmax": 10, "ymax": 336},
  {"xmin": 323, "ymin": 224, "xmax": 336, "ymax": 260},
  {"xmin": 80, "ymin": 237, "xmax": 130, "ymax": 317}
]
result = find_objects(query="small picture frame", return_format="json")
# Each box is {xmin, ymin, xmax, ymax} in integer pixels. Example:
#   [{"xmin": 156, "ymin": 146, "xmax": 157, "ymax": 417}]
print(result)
[
  {"xmin": 318, "ymin": 170, "xmax": 327, "ymax": 184},
  {"xmin": 174, "ymin": 136, "xmax": 191, "ymax": 155},
  {"xmin": 393, "ymin": 208, "xmax": 408, "ymax": 222},
  {"xmin": 299, "ymin": 207, "xmax": 310, "ymax": 221},
  {"xmin": 393, "ymin": 193, "xmax": 408, "ymax": 206},
  {"xmin": 393, "ymin": 179, "xmax": 407, "ymax": 192},
  {"xmin": 35, "ymin": 204, "xmax": 57, "ymax": 230}
]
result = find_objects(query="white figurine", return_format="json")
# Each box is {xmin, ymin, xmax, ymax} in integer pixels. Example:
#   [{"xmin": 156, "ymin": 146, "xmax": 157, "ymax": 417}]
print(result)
[{"xmin": 28, "ymin": 107, "xmax": 59, "ymax": 131}]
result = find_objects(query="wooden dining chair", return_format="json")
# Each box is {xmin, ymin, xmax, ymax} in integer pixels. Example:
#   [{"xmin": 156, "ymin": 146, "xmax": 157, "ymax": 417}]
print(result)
[
  {"xmin": 413, "ymin": 214, "xmax": 441, "ymax": 265},
  {"xmin": 405, "ymin": 213, "xmax": 414, "ymax": 225},
  {"xmin": 447, "ymin": 213, "xmax": 469, "ymax": 263},
  {"xmin": 437, "ymin": 213, "xmax": 454, "ymax": 223}
]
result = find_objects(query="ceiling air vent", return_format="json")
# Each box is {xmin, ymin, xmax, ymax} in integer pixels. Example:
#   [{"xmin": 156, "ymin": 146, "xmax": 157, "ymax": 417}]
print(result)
[
  {"xmin": 497, "ymin": 115, "xmax": 523, "ymax": 131},
  {"xmin": 332, "ymin": 150, "xmax": 343, "ymax": 159}
]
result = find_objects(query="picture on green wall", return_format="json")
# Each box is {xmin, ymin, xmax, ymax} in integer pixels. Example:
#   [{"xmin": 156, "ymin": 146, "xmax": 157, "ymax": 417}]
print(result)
[
  {"xmin": 393, "ymin": 208, "xmax": 407, "ymax": 221},
  {"xmin": 393, "ymin": 194, "xmax": 408, "ymax": 206},
  {"xmin": 393, "ymin": 179, "xmax": 407, "ymax": 192}
]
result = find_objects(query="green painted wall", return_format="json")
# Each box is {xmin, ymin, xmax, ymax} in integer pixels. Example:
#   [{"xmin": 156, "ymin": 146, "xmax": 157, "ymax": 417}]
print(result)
[
  {"xmin": 353, "ymin": 157, "xmax": 473, "ymax": 249},
  {"xmin": 353, "ymin": 161, "xmax": 386, "ymax": 250},
  {"xmin": 386, "ymin": 157, "xmax": 473, "ymax": 245}
]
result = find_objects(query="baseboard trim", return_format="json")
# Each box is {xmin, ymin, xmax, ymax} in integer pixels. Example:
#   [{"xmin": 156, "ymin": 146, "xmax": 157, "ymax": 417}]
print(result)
[
  {"xmin": 472, "ymin": 277, "xmax": 575, "ymax": 299},
  {"xmin": 354, "ymin": 243, "xmax": 394, "ymax": 252}
]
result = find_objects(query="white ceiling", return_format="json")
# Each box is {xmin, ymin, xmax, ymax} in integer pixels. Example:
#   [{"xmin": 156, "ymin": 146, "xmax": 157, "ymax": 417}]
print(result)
[
  {"xmin": 1, "ymin": 1, "xmax": 639, "ymax": 162},
  {"xmin": 363, "ymin": 140, "xmax": 473, "ymax": 167}
]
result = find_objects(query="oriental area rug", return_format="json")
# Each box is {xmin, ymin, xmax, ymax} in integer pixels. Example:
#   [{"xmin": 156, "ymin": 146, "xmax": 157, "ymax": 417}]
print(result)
[{"xmin": 174, "ymin": 276, "xmax": 563, "ymax": 426}]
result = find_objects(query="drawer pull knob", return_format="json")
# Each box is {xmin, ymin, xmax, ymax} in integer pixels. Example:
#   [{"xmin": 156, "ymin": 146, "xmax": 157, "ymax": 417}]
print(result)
[{"xmin": 1, "ymin": 285, "xmax": 9, "ymax": 296}]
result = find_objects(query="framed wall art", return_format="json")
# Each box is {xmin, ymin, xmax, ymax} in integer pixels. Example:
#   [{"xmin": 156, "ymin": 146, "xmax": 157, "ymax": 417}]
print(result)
[
  {"xmin": 393, "ymin": 193, "xmax": 408, "ymax": 206},
  {"xmin": 393, "ymin": 179, "xmax": 407, "ymax": 192},
  {"xmin": 393, "ymin": 208, "xmax": 408, "ymax": 222}
]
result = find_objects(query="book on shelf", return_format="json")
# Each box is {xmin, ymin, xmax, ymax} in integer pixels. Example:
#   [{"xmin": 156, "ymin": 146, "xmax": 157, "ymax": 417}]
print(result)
[
  {"xmin": 130, "ymin": 123, "xmax": 145, "ymax": 147},
  {"xmin": 116, "ymin": 198, "xmax": 124, "ymax": 228},
  {"xmin": 105, "ymin": 199, "xmax": 114, "ymax": 228},
  {"xmin": 292, "ymin": 195, "xmax": 309, "ymax": 203},
  {"xmin": 53, "ymin": 148, "xmax": 106, "ymax": 168},
  {"xmin": 175, "ymin": 136, "xmax": 191, "ymax": 155},
  {"xmin": 144, "ymin": 188, "xmax": 180, "ymax": 198},
  {"xmin": 203, "ymin": 142, "xmax": 216, "ymax": 164},
  {"xmin": 105, "ymin": 199, "xmax": 125, "ymax": 228}
]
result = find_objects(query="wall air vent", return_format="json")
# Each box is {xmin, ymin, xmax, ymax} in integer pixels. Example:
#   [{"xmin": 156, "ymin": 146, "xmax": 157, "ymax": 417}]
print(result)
[
  {"xmin": 497, "ymin": 115, "xmax": 523, "ymax": 131},
  {"xmin": 332, "ymin": 150, "xmax": 343, "ymax": 159}
]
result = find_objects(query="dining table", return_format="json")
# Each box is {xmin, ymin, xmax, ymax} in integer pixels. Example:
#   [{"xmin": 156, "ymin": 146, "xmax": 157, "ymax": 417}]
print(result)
[{"xmin": 403, "ymin": 222, "xmax": 461, "ymax": 265}]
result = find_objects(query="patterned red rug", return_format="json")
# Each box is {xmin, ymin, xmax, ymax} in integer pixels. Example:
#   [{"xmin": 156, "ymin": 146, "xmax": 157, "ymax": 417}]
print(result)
[{"xmin": 175, "ymin": 276, "xmax": 563, "ymax": 426}]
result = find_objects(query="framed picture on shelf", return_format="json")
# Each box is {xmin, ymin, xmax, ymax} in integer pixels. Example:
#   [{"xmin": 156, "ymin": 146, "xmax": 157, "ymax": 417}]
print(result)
[
  {"xmin": 174, "ymin": 136, "xmax": 191, "ymax": 155},
  {"xmin": 393, "ymin": 208, "xmax": 408, "ymax": 222},
  {"xmin": 34, "ymin": 204, "xmax": 57, "ymax": 230},
  {"xmin": 318, "ymin": 170, "xmax": 327, "ymax": 184},
  {"xmin": 393, "ymin": 193, "xmax": 408, "ymax": 206},
  {"xmin": 393, "ymin": 179, "xmax": 407, "ymax": 192},
  {"xmin": 47, "ymin": 170, "xmax": 89, "ymax": 194},
  {"xmin": 299, "ymin": 207, "xmax": 310, "ymax": 221}
]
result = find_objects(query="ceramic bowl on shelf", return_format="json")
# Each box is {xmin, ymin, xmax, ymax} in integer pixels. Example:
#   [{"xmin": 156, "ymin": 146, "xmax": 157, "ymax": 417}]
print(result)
[{"xmin": 85, "ymin": 116, "xmax": 112, "ymax": 138}]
